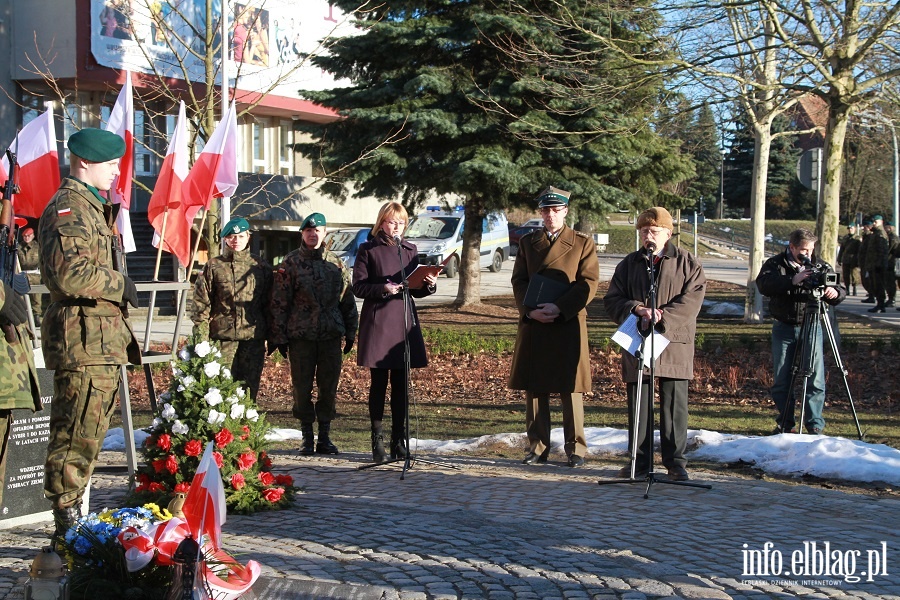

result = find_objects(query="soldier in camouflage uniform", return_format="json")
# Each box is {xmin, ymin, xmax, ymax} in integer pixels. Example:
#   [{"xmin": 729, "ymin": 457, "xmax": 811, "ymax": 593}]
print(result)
[
  {"xmin": 191, "ymin": 217, "xmax": 273, "ymax": 400},
  {"xmin": 270, "ymin": 213, "xmax": 358, "ymax": 455},
  {"xmin": 837, "ymin": 223, "xmax": 861, "ymax": 296},
  {"xmin": 859, "ymin": 220, "xmax": 874, "ymax": 302},
  {"xmin": 37, "ymin": 128, "xmax": 141, "ymax": 545},
  {"xmin": 864, "ymin": 214, "xmax": 890, "ymax": 313},
  {"xmin": 1, "ymin": 258, "xmax": 43, "ymax": 508},
  {"xmin": 886, "ymin": 224, "xmax": 898, "ymax": 307},
  {"xmin": 16, "ymin": 227, "xmax": 45, "ymax": 319}
]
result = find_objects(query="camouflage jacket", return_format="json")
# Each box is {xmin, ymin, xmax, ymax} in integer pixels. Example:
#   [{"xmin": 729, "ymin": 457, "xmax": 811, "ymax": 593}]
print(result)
[
  {"xmin": 191, "ymin": 247, "xmax": 273, "ymax": 341},
  {"xmin": 864, "ymin": 225, "xmax": 890, "ymax": 271},
  {"xmin": 837, "ymin": 234, "xmax": 860, "ymax": 268},
  {"xmin": 37, "ymin": 177, "xmax": 141, "ymax": 369},
  {"xmin": 270, "ymin": 244, "xmax": 358, "ymax": 344},
  {"xmin": 16, "ymin": 240, "xmax": 40, "ymax": 272},
  {"xmin": 0, "ymin": 284, "xmax": 41, "ymax": 412}
]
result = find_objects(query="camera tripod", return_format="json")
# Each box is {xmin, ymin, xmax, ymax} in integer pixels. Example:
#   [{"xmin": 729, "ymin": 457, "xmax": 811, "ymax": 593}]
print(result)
[{"xmin": 778, "ymin": 291, "xmax": 864, "ymax": 440}]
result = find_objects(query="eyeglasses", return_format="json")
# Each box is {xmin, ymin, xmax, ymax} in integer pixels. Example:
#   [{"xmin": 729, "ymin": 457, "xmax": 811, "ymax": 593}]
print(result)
[
  {"xmin": 385, "ymin": 220, "xmax": 406, "ymax": 227},
  {"xmin": 640, "ymin": 227, "xmax": 668, "ymax": 236},
  {"xmin": 539, "ymin": 206, "xmax": 566, "ymax": 214}
]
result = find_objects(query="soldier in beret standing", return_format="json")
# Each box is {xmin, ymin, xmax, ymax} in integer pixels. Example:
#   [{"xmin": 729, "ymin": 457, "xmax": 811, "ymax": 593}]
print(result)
[
  {"xmin": 271, "ymin": 213, "xmax": 358, "ymax": 456},
  {"xmin": 509, "ymin": 187, "xmax": 599, "ymax": 468},
  {"xmin": 38, "ymin": 128, "xmax": 141, "ymax": 545},
  {"xmin": 191, "ymin": 217, "xmax": 273, "ymax": 400}
]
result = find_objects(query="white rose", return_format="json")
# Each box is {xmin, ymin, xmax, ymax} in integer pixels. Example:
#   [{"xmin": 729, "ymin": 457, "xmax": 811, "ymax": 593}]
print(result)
[
  {"xmin": 161, "ymin": 403, "xmax": 177, "ymax": 421},
  {"xmin": 226, "ymin": 395, "xmax": 239, "ymax": 405},
  {"xmin": 181, "ymin": 375, "xmax": 196, "ymax": 387},
  {"xmin": 246, "ymin": 408, "xmax": 259, "ymax": 422},
  {"xmin": 172, "ymin": 420, "xmax": 189, "ymax": 435},
  {"xmin": 178, "ymin": 348, "xmax": 190, "ymax": 361},
  {"xmin": 221, "ymin": 368, "xmax": 232, "ymax": 379},
  {"xmin": 235, "ymin": 387, "xmax": 245, "ymax": 399},
  {"xmin": 204, "ymin": 361, "xmax": 221, "ymax": 377},
  {"xmin": 204, "ymin": 388, "xmax": 223, "ymax": 406},
  {"xmin": 151, "ymin": 418, "xmax": 162, "ymax": 428},
  {"xmin": 194, "ymin": 341, "xmax": 212, "ymax": 358},
  {"xmin": 230, "ymin": 404, "xmax": 245, "ymax": 420},
  {"xmin": 207, "ymin": 409, "xmax": 224, "ymax": 425}
]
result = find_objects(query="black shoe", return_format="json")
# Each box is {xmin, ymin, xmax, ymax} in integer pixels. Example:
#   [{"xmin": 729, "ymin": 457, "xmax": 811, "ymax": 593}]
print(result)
[
  {"xmin": 567, "ymin": 455, "xmax": 585, "ymax": 468},
  {"xmin": 666, "ymin": 466, "xmax": 690, "ymax": 481},
  {"xmin": 616, "ymin": 465, "xmax": 649, "ymax": 479},
  {"xmin": 390, "ymin": 439, "xmax": 409, "ymax": 460},
  {"xmin": 886, "ymin": 301, "xmax": 895, "ymax": 307},
  {"xmin": 299, "ymin": 423, "xmax": 315, "ymax": 456},
  {"xmin": 772, "ymin": 425, "xmax": 797, "ymax": 434},
  {"xmin": 867, "ymin": 306, "xmax": 886, "ymax": 313},
  {"xmin": 522, "ymin": 449, "xmax": 550, "ymax": 464},
  {"xmin": 861, "ymin": 297, "xmax": 876, "ymax": 303}
]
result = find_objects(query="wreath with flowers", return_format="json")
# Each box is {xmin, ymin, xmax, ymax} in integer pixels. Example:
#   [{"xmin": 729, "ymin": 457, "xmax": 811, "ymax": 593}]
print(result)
[{"xmin": 128, "ymin": 338, "xmax": 296, "ymax": 513}]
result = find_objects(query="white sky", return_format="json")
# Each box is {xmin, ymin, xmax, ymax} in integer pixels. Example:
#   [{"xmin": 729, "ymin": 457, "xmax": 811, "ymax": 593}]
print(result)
[{"xmin": 105, "ymin": 426, "xmax": 900, "ymax": 487}]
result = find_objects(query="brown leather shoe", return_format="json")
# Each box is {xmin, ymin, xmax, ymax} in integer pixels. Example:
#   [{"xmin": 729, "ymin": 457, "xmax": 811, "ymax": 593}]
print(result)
[{"xmin": 666, "ymin": 466, "xmax": 690, "ymax": 481}]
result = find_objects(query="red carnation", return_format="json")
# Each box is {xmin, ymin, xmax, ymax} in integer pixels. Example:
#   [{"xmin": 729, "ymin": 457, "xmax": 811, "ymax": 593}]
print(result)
[
  {"xmin": 165, "ymin": 454, "xmax": 178, "ymax": 474},
  {"xmin": 152, "ymin": 458, "xmax": 166, "ymax": 473},
  {"xmin": 184, "ymin": 439, "xmax": 202, "ymax": 457},
  {"xmin": 274, "ymin": 474, "xmax": 293, "ymax": 486},
  {"xmin": 215, "ymin": 428, "xmax": 234, "ymax": 448},
  {"xmin": 240, "ymin": 424, "xmax": 251, "ymax": 440},
  {"xmin": 231, "ymin": 473, "xmax": 246, "ymax": 490},
  {"xmin": 156, "ymin": 433, "xmax": 172, "ymax": 452},
  {"xmin": 262, "ymin": 487, "xmax": 285, "ymax": 503},
  {"xmin": 149, "ymin": 482, "xmax": 166, "ymax": 493},
  {"xmin": 137, "ymin": 473, "xmax": 151, "ymax": 486},
  {"xmin": 174, "ymin": 482, "xmax": 190, "ymax": 493},
  {"xmin": 213, "ymin": 451, "xmax": 224, "ymax": 468},
  {"xmin": 258, "ymin": 471, "xmax": 274, "ymax": 486},
  {"xmin": 236, "ymin": 450, "xmax": 257, "ymax": 471},
  {"xmin": 260, "ymin": 451, "xmax": 272, "ymax": 469}
]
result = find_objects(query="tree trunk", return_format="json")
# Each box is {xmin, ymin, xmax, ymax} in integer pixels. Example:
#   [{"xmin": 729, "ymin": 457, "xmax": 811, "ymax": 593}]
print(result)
[
  {"xmin": 745, "ymin": 124, "xmax": 773, "ymax": 323},
  {"xmin": 454, "ymin": 199, "xmax": 486, "ymax": 307},
  {"xmin": 817, "ymin": 99, "xmax": 851, "ymax": 265}
]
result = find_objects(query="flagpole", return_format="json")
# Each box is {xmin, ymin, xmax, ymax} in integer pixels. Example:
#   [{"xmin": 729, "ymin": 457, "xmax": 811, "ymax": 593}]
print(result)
[
  {"xmin": 220, "ymin": 0, "xmax": 231, "ymax": 248},
  {"xmin": 172, "ymin": 208, "xmax": 209, "ymax": 348},
  {"xmin": 142, "ymin": 209, "xmax": 170, "ymax": 353}
]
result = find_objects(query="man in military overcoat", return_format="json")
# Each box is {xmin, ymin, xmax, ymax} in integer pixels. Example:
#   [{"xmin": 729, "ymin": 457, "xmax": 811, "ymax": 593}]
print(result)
[
  {"xmin": 38, "ymin": 128, "xmax": 141, "ymax": 544},
  {"xmin": 509, "ymin": 187, "xmax": 599, "ymax": 468}
]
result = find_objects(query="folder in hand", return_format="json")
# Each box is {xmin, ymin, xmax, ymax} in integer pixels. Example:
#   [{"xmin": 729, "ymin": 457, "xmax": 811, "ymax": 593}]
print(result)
[{"xmin": 523, "ymin": 273, "xmax": 571, "ymax": 309}]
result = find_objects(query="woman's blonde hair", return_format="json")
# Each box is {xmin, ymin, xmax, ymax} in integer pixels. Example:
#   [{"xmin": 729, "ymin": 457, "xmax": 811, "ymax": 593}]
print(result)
[{"xmin": 371, "ymin": 202, "xmax": 409, "ymax": 236}]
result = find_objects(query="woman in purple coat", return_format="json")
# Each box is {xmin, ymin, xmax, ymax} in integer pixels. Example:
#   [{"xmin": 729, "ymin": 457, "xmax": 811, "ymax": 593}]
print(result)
[{"xmin": 353, "ymin": 202, "xmax": 438, "ymax": 462}]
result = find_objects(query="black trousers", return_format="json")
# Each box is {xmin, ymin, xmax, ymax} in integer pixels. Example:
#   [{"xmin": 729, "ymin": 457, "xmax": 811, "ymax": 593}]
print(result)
[
  {"xmin": 626, "ymin": 378, "xmax": 689, "ymax": 470},
  {"xmin": 368, "ymin": 368, "xmax": 408, "ymax": 441}
]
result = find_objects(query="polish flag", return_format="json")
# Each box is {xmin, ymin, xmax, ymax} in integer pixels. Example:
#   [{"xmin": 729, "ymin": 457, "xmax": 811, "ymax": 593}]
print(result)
[
  {"xmin": 183, "ymin": 101, "xmax": 238, "ymax": 224},
  {"xmin": 105, "ymin": 72, "xmax": 136, "ymax": 252},
  {"xmin": 147, "ymin": 101, "xmax": 192, "ymax": 268},
  {"xmin": 181, "ymin": 441, "xmax": 226, "ymax": 551},
  {"xmin": 0, "ymin": 108, "xmax": 60, "ymax": 219}
]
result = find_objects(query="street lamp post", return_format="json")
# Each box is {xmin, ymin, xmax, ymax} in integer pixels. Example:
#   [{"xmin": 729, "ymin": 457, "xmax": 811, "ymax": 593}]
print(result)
[{"xmin": 719, "ymin": 148, "xmax": 726, "ymax": 220}]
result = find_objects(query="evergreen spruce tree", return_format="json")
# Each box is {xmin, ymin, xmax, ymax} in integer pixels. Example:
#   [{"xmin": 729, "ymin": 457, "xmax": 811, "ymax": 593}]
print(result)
[{"xmin": 295, "ymin": 0, "xmax": 693, "ymax": 305}]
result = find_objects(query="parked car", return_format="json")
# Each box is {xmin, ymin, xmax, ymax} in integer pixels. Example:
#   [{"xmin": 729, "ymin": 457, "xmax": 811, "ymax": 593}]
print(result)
[
  {"xmin": 404, "ymin": 206, "xmax": 510, "ymax": 277},
  {"xmin": 324, "ymin": 227, "xmax": 371, "ymax": 269},
  {"xmin": 508, "ymin": 225, "xmax": 542, "ymax": 256}
]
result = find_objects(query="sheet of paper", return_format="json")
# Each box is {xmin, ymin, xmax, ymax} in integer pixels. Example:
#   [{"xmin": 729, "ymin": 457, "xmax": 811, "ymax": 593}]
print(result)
[{"xmin": 610, "ymin": 314, "xmax": 670, "ymax": 368}]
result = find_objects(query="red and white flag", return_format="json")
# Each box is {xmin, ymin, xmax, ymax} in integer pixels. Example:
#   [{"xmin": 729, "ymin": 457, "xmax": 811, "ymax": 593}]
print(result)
[
  {"xmin": 181, "ymin": 441, "xmax": 226, "ymax": 551},
  {"xmin": 105, "ymin": 72, "xmax": 136, "ymax": 252},
  {"xmin": 183, "ymin": 101, "xmax": 238, "ymax": 224},
  {"xmin": 147, "ymin": 101, "xmax": 192, "ymax": 268},
  {"xmin": 0, "ymin": 108, "xmax": 60, "ymax": 219}
]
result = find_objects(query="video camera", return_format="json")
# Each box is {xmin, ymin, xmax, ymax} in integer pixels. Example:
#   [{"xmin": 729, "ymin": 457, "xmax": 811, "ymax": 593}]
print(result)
[{"xmin": 798, "ymin": 254, "xmax": 839, "ymax": 290}]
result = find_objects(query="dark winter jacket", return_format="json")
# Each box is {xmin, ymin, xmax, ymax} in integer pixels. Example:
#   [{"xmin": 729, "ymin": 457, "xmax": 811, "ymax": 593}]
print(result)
[{"xmin": 756, "ymin": 249, "xmax": 845, "ymax": 325}]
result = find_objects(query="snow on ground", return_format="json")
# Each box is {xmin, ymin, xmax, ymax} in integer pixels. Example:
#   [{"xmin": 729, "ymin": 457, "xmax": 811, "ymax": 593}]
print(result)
[{"xmin": 104, "ymin": 426, "xmax": 900, "ymax": 486}]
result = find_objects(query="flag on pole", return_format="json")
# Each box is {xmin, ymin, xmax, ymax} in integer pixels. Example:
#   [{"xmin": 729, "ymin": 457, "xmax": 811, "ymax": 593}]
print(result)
[
  {"xmin": 181, "ymin": 441, "xmax": 226, "ymax": 551},
  {"xmin": 147, "ymin": 101, "xmax": 192, "ymax": 267},
  {"xmin": 105, "ymin": 72, "xmax": 136, "ymax": 252},
  {"xmin": 0, "ymin": 108, "xmax": 60, "ymax": 219},
  {"xmin": 183, "ymin": 101, "xmax": 238, "ymax": 224}
]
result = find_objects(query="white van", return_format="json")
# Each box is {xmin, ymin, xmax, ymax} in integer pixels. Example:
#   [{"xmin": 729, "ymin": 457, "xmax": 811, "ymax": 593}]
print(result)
[{"xmin": 404, "ymin": 206, "xmax": 510, "ymax": 278}]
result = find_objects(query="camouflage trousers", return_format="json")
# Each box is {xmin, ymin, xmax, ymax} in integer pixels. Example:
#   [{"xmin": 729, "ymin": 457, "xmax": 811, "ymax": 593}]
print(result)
[
  {"xmin": 217, "ymin": 339, "xmax": 266, "ymax": 401},
  {"xmin": 44, "ymin": 366, "xmax": 119, "ymax": 510},
  {"xmin": 0, "ymin": 410, "xmax": 11, "ymax": 507},
  {"xmin": 288, "ymin": 337, "xmax": 342, "ymax": 424}
]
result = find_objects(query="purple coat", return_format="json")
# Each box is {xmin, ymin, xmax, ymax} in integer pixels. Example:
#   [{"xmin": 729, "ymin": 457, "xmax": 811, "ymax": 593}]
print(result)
[{"xmin": 352, "ymin": 235, "xmax": 435, "ymax": 369}]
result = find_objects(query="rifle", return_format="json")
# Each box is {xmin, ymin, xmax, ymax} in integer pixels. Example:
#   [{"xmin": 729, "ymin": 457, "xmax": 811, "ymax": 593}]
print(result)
[{"xmin": 1, "ymin": 148, "xmax": 31, "ymax": 342}]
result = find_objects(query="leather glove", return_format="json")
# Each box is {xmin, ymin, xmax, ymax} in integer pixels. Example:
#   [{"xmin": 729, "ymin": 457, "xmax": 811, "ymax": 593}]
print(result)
[
  {"xmin": 0, "ymin": 281, "xmax": 28, "ymax": 326},
  {"xmin": 268, "ymin": 342, "xmax": 289, "ymax": 357},
  {"xmin": 122, "ymin": 275, "xmax": 139, "ymax": 308},
  {"xmin": 343, "ymin": 338, "xmax": 354, "ymax": 354}
]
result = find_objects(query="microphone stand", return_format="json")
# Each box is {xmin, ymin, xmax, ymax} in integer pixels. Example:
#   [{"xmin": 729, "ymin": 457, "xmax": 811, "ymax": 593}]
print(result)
[
  {"xmin": 598, "ymin": 244, "xmax": 711, "ymax": 498},
  {"xmin": 358, "ymin": 236, "xmax": 457, "ymax": 478}
]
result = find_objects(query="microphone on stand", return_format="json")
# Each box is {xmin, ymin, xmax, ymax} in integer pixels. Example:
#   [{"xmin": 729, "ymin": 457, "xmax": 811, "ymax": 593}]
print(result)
[
  {"xmin": 393, "ymin": 235, "xmax": 402, "ymax": 246},
  {"xmin": 643, "ymin": 242, "xmax": 657, "ymax": 258}
]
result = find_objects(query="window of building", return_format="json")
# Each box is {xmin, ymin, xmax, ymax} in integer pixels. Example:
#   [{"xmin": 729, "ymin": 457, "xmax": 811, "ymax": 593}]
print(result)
[
  {"xmin": 278, "ymin": 120, "xmax": 293, "ymax": 176},
  {"xmin": 252, "ymin": 119, "xmax": 267, "ymax": 174}
]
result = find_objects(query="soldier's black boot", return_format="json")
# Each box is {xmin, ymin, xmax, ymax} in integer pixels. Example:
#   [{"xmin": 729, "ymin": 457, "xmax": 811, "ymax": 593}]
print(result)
[
  {"xmin": 316, "ymin": 421, "xmax": 340, "ymax": 455},
  {"xmin": 300, "ymin": 423, "xmax": 315, "ymax": 456},
  {"xmin": 371, "ymin": 421, "xmax": 387, "ymax": 463},
  {"xmin": 51, "ymin": 505, "xmax": 82, "ymax": 551}
]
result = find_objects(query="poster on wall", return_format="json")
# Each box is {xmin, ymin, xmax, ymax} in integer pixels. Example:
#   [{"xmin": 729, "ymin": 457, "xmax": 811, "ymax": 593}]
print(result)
[{"xmin": 90, "ymin": 0, "xmax": 355, "ymax": 96}]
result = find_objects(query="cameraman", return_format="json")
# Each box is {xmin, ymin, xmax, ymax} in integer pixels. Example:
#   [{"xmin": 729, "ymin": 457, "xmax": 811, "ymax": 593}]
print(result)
[{"xmin": 757, "ymin": 228, "xmax": 846, "ymax": 435}]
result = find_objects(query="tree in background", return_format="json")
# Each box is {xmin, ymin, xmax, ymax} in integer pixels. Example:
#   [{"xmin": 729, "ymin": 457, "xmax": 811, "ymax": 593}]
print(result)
[{"xmin": 295, "ymin": 0, "xmax": 693, "ymax": 306}]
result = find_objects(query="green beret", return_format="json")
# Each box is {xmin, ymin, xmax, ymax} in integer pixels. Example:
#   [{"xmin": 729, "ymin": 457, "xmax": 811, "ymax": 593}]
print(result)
[
  {"xmin": 872, "ymin": 214, "xmax": 884, "ymax": 221},
  {"xmin": 301, "ymin": 212, "xmax": 327, "ymax": 229},
  {"xmin": 67, "ymin": 128, "xmax": 126, "ymax": 162},
  {"xmin": 848, "ymin": 222, "xmax": 856, "ymax": 228},
  {"xmin": 220, "ymin": 217, "xmax": 250, "ymax": 237},
  {"xmin": 863, "ymin": 218, "xmax": 873, "ymax": 226},
  {"xmin": 535, "ymin": 186, "xmax": 571, "ymax": 208}
]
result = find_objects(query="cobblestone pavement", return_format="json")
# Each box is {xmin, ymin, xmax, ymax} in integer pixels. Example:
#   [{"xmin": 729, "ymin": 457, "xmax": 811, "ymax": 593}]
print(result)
[{"xmin": 1, "ymin": 452, "xmax": 898, "ymax": 599}]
